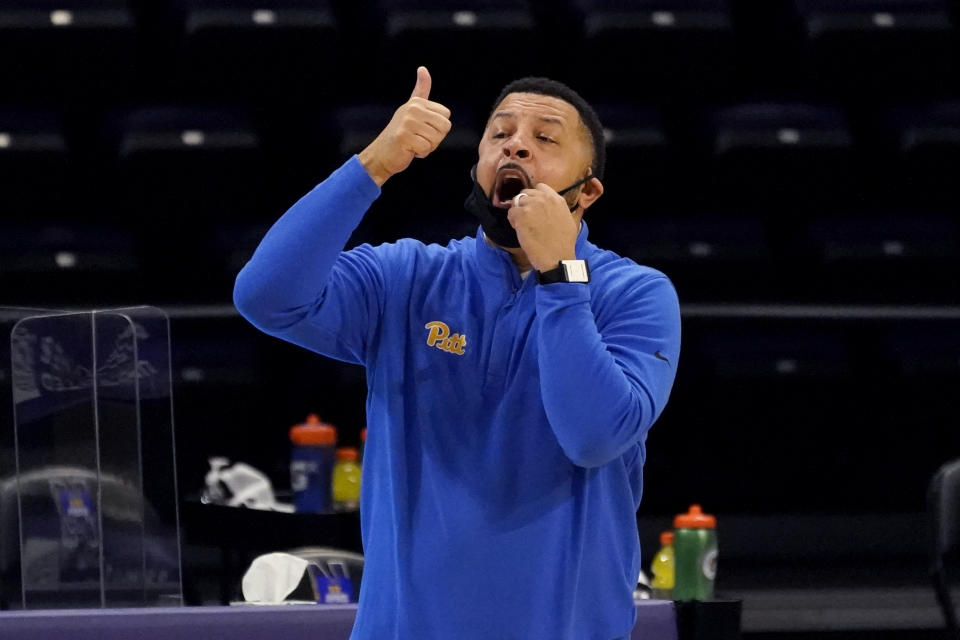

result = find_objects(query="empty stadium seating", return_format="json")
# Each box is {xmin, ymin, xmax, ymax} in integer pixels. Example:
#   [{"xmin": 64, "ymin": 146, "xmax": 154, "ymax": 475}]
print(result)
[
  {"xmin": 0, "ymin": 0, "xmax": 138, "ymax": 105},
  {"xmin": 571, "ymin": 0, "xmax": 737, "ymax": 102},
  {"xmin": 795, "ymin": 0, "xmax": 959, "ymax": 100},
  {"xmin": 0, "ymin": 1, "xmax": 955, "ymax": 308},
  {"xmin": 0, "ymin": 108, "xmax": 70, "ymax": 221},
  {"xmin": 375, "ymin": 0, "xmax": 544, "ymax": 103},
  {"xmin": 172, "ymin": 0, "xmax": 340, "ymax": 105}
]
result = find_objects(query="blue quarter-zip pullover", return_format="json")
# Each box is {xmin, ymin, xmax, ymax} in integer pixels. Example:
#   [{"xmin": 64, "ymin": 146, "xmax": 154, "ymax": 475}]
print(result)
[{"xmin": 234, "ymin": 156, "xmax": 681, "ymax": 640}]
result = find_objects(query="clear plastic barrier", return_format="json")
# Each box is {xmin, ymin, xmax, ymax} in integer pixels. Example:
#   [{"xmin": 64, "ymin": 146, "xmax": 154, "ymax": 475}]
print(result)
[{"xmin": 1, "ymin": 306, "xmax": 181, "ymax": 609}]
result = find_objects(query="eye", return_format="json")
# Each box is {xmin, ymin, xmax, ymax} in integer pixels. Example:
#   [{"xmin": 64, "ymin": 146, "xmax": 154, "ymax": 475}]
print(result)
[
  {"xmin": 537, "ymin": 135, "xmax": 556, "ymax": 143},
  {"xmin": 492, "ymin": 132, "xmax": 508, "ymax": 139}
]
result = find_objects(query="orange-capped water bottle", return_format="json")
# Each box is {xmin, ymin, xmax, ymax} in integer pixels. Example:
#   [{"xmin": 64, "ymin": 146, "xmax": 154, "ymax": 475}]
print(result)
[
  {"xmin": 650, "ymin": 531, "xmax": 675, "ymax": 599},
  {"xmin": 332, "ymin": 447, "xmax": 361, "ymax": 512},
  {"xmin": 673, "ymin": 504, "xmax": 718, "ymax": 601},
  {"xmin": 289, "ymin": 414, "xmax": 337, "ymax": 513}
]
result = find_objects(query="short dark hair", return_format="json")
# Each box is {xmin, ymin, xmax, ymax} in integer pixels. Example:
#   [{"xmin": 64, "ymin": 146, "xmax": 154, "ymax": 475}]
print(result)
[{"xmin": 489, "ymin": 77, "xmax": 606, "ymax": 181}]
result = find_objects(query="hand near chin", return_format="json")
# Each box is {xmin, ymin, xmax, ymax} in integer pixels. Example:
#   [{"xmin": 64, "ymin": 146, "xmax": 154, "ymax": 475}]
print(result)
[{"xmin": 506, "ymin": 184, "xmax": 579, "ymax": 272}]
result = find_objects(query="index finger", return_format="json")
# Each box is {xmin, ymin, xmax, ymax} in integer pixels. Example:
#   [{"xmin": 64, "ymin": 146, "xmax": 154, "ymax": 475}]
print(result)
[{"xmin": 419, "ymin": 100, "xmax": 451, "ymax": 120}]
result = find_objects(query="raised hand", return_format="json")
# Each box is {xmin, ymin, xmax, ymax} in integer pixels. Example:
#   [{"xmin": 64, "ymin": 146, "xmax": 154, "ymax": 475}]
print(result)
[{"xmin": 358, "ymin": 66, "xmax": 452, "ymax": 186}]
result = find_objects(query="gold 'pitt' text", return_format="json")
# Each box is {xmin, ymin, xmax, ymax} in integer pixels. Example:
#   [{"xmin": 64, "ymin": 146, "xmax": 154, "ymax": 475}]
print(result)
[{"xmin": 425, "ymin": 321, "xmax": 466, "ymax": 356}]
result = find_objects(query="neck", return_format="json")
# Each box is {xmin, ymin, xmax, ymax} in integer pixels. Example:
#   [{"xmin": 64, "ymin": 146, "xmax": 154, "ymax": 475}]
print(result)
[
  {"xmin": 482, "ymin": 232, "xmax": 533, "ymax": 272},
  {"xmin": 504, "ymin": 247, "xmax": 533, "ymax": 273},
  {"xmin": 483, "ymin": 220, "xmax": 583, "ymax": 274}
]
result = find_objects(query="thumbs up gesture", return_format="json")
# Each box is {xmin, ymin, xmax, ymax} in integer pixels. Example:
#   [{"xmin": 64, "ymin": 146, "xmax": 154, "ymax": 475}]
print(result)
[{"xmin": 358, "ymin": 67, "xmax": 452, "ymax": 186}]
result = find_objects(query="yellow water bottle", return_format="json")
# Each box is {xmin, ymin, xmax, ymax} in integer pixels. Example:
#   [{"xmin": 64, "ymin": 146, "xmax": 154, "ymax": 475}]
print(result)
[
  {"xmin": 650, "ymin": 531, "xmax": 675, "ymax": 600},
  {"xmin": 332, "ymin": 447, "xmax": 361, "ymax": 512}
]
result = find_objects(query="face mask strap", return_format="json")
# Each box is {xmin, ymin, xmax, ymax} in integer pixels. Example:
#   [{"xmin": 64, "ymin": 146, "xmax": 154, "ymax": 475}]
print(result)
[
  {"xmin": 557, "ymin": 173, "xmax": 594, "ymax": 196},
  {"xmin": 558, "ymin": 173, "xmax": 594, "ymax": 211}
]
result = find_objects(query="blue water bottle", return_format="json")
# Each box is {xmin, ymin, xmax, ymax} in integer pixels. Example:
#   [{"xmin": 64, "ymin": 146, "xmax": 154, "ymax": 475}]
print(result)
[{"xmin": 289, "ymin": 414, "xmax": 337, "ymax": 513}]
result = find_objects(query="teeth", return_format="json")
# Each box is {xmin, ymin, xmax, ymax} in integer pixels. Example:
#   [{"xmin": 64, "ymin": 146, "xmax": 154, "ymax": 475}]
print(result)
[{"xmin": 497, "ymin": 171, "xmax": 527, "ymax": 190}]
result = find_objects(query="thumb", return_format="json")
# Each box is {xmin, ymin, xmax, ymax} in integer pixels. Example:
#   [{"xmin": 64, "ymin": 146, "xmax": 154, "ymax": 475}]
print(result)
[{"xmin": 410, "ymin": 66, "xmax": 431, "ymax": 100}]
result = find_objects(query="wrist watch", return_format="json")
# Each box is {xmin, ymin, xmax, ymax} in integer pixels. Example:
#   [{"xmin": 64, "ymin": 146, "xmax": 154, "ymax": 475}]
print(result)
[{"xmin": 536, "ymin": 259, "xmax": 591, "ymax": 285}]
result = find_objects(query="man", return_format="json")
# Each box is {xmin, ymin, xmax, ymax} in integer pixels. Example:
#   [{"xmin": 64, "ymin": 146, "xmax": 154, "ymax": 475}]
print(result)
[{"xmin": 234, "ymin": 67, "xmax": 681, "ymax": 640}]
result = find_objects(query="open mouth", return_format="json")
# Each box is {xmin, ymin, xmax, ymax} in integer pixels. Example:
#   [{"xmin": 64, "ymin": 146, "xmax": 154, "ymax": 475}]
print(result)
[{"xmin": 492, "ymin": 167, "xmax": 531, "ymax": 209}]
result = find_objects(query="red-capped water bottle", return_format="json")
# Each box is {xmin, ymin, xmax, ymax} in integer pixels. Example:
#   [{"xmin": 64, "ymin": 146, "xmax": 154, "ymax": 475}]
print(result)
[
  {"xmin": 289, "ymin": 414, "xmax": 336, "ymax": 513},
  {"xmin": 673, "ymin": 504, "xmax": 718, "ymax": 600}
]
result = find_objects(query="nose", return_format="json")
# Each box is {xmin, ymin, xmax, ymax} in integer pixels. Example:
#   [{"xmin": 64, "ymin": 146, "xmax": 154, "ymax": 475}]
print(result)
[{"xmin": 502, "ymin": 132, "xmax": 530, "ymax": 159}]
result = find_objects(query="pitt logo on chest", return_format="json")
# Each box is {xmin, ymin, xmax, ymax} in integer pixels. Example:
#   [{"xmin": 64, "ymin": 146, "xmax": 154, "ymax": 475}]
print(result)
[{"xmin": 424, "ymin": 321, "xmax": 466, "ymax": 356}]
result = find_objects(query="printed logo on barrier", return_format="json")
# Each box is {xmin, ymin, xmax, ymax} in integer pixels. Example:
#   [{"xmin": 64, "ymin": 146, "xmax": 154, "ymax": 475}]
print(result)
[{"xmin": 425, "ymin": 321, "xmax": 467, "ymax": 356}]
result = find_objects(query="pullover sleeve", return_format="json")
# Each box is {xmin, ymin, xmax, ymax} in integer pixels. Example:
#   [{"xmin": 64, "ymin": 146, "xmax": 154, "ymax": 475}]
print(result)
[
  {"xmin": 535, "ymin": 275, "xmax": 681, "ymax": 468},
  {"xmin": 233, "ymin": 155, "xmax": 384, "ymax": 365}
]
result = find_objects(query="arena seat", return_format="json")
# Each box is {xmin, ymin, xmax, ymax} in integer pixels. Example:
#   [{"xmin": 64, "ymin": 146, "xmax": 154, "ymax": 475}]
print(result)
[
  {"xmin": 662, "ymin": 324, "xmax": 864, "ymax": 512},
  {"xmin": 106, "ymin": 106, "xmax": 265, "ymax": 301},
  {"xmin": 213, "ymin": 222, "xmax": 272, "ymax": 291},
  {"xmin": 872, "ymin": 101, "xmax": 960, "ymax": 210},
  {"xmin": 794, "ymin": 0, "xmax": 958, "ymax": 100},
  {"xmin": 172, "ymin": 0, "xmax": 339, "ymax": 105},
  {"xmin": 0, "ymin": 0, "xmax": 137, "ymax": 104},
  {"xmin": 0, "ymin": 109, "xmax": 70, "ymax": 221},
  {"xmin": 590, "ymin": 215, "xmax": 772, "ymax": 302},
  {"xmin": 702, "ymin": 102, "xmax": 856, "ymax": 213},
  {"xmin": 798, "ymin": 214, "xmax": 960, "ymax": 303},
  {"xmin": 570, "ymin": 0, "xmax": 736, "ymax": 102},
  {"xmin": 886, "ymin": 322, "xmax": 960, "ymax": 378},
  {"xmin": 702, "ymin": 324, "xmax": 852, "ymax": 378},
  {"xmin": 375, "ymin": 0, "xmax": 542, "ymax": 103},
  {"xmin": 803, "ymin": 215, "xmax": 959, "ymax": 265},
  {"xmin": 0, "ymin": 225, "xmax": 141, "ymax": 307},
  {"xmin": 110, "ymin": 106, "xmax": 264, "ymax": 221},
  {"xmin": 927, "ymin": 457, "xmax": 960, "ymax": 640},
  {"xmin": 594, "ymin": 104, "xmax": 678, "ymax": 212}
]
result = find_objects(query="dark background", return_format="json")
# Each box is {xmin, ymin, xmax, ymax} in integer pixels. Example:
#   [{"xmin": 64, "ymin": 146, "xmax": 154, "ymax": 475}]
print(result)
[{"xmin": 1, "ymin": 0, "xmax": 960, "ymax": 635}]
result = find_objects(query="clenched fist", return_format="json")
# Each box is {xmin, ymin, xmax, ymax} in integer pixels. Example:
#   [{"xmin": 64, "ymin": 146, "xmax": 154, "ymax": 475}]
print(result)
[
  {"xmin": 358, "ymin": 66, "xmax": 452, "ymax": 186},
  {"xmin": 507, "ymin": 184, "xmax": 580, "ymax": 272}
]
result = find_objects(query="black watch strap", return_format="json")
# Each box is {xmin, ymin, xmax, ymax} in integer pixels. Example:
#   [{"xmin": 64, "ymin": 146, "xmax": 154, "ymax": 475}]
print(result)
[{"xmin": 536, "ymin": 264, "xmax": 567, "ymax": 285}]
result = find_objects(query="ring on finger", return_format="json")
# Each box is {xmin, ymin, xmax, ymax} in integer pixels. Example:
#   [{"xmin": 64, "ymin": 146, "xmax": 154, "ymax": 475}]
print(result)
[{"xmin": 513, "ymin": 193, "xmax": 528, "ymax": 207}]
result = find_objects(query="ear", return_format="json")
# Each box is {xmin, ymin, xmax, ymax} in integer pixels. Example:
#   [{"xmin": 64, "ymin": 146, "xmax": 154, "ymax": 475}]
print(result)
[{"xmin": 577, "ymin": 176, "xmax": 604, "ymax": 212}]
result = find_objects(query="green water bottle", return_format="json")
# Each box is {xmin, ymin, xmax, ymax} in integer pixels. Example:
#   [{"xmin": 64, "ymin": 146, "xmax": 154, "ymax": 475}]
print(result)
[{"xmin": 672, "ymin": 504, "xmax": 718, "ymax": 600}]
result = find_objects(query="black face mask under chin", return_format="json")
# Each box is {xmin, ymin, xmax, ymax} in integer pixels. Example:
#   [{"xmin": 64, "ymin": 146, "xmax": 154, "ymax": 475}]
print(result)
[{"xmin": 463, "ymin": 165, "xmax": 594, "ymax": 249}]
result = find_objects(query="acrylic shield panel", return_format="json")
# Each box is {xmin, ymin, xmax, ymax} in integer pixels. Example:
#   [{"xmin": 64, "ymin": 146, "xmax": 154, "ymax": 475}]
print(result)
[{"xmin": 1, "ymin": 306, "xmax": 181, "ymax": 609}]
